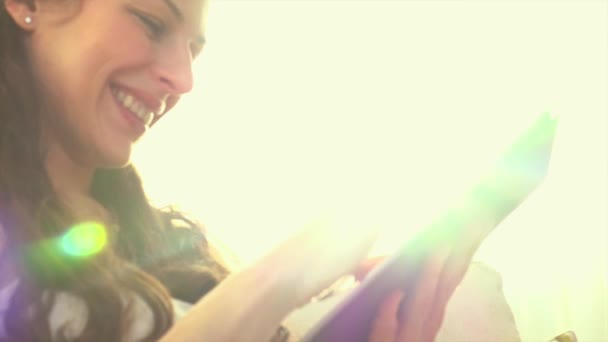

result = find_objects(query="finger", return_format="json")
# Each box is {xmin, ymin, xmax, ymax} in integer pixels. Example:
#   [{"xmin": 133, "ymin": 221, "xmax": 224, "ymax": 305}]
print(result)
[
  {"xmin": 417, "ymin": 214, "xmax": 490, "ymax": 340},
  {"xmin": 281, "ymin": 216, "xmax": 381, "ymax": 306},
  {"xmin": 397, "ymin": 247, "xmax": 450, "ymax": 342},
  {"xmin": 423, "ymin": 249, "xmax": 473, "ymax": 341},
  {"xmin": 354, "ymin": 255, "xmax": 387, "ymax": 281},
  {"xmin": 369, "ymin": 291, "xmax": 404, "ymax": 342},
  {"xmin": 422, "ymin": 305, "xmax": 447, "ymax": 342}
]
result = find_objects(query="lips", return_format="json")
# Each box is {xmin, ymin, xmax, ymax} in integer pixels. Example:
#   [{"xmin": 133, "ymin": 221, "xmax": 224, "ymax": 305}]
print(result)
[
  {"xmin": 111, "ymin": 86, "xmax": 154, "ymax": 126},
  {"xmin": 110, "ymin": 84, "xmax": 166, "ymax": 127}
]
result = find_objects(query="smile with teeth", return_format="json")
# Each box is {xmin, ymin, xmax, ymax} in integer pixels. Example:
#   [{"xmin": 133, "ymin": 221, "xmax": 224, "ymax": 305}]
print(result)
[{"xmin": 111, "ymin": 87, "xmax": 155, "ymax": 126}]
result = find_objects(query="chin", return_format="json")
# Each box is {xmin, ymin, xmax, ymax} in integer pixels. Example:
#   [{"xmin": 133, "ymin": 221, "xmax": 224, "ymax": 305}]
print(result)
[
  {"xmin": 100, "ymin": 157, "xmax": 131, "ymax": 169},
  {"xmin": 98, "ymin": 146, "xmax": 132, "ymax": 169}
]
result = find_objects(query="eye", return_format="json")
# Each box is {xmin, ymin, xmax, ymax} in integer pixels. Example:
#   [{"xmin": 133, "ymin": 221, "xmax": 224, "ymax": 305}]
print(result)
[{"xmin": 132, "ymin": 10, "xmax": 166, "ymax": 40}]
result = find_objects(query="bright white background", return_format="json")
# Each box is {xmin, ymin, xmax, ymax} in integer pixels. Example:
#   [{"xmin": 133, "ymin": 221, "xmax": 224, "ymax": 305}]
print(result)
[{"xmin": 133, "ymin": 1, "xmax": 607, "ymax": 341}]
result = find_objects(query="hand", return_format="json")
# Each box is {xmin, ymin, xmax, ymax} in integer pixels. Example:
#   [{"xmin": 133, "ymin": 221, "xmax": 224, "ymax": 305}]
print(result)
[
  {"xmin": 262, "ymin": 212, "xmax": 383, "ymax": 307},
  {"xmin": 362, "ymin": 237, "xmax": 482, "ymax": 341},
  {"xmin": 363, "ymin": 247, "xmax": 467, "ymax": 342},
  {"xmin": 354, "ymin": 255, "xmax": 387, "ymax": 282},
  {"xmin": 162, "ymin": 214, "xmax": 381, "ymax": 342}
]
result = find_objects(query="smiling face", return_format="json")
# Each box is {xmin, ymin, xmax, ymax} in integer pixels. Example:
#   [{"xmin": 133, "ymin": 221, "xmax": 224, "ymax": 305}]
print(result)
[{"xmin": 18, "ymin": 0, "xmax": 207, "ymax": 168}]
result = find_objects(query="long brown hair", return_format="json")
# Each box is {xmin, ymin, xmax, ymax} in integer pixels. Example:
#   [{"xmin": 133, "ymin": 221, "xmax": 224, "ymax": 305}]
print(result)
[{"xmin": 0, "ymin": 1, "xmax": 229, "ymax": 341}]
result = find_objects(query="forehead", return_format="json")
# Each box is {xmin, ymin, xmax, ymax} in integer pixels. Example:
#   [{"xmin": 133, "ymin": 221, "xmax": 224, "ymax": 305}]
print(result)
[
  {"xmin": 130, "ymin": 0, "xmax": 208, "ymax": 24},
  {"xmin": 126, "ymin": 0, "xmax": 208, "ymax": 45}
]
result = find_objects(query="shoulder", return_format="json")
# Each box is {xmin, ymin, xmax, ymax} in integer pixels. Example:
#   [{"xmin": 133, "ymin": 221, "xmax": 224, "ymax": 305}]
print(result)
[
  {"xmin": 48, "ymin": 290, "xmax": 158, "ymax": 342},
  {"xmin": 0, "ymin": 279, "xmax": 19, "ymax": 313},
  {"xmin": 0, "ymin": 286, "xmax": 91, "ymax": 341},
  {"xmin": 0, "ymin": 279, "xmax": 19, "ymax": 339},
  {"xmin": 0, "ymin": 283, "xmax": 160, "ymax": 342},
  {"xmin": 0, "ymin": 221, "xmax": 16, "ymax": 289},
  {"xmin": 47, "ymin": 291, "xmax": 89, "ymax": 340},
  {"xmin": 0, "ymin": 220, "xmax": 5, "ymax": 255}
]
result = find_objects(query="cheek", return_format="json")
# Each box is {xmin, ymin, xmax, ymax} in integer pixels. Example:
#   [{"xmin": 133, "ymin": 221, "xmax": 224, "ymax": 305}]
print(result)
[
  {"xmin": 103, "ymin": 21, "xmax": 154, "ymax": 65},
  {"xmin": 83, "ymin": 22, "xmax": 153, "ymax": 87},
  {"xmin": 31, "ymin": 23, "xmax": 153, "ymax": 149},
  {"xmin": 43, "ymin": 23, "xmax": 153, "ymax": 111}
]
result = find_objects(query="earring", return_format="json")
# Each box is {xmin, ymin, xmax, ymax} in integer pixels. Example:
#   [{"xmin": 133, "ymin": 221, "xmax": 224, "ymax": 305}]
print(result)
[{"xmin": 24, "ymin": 16, "xmax": 32, "ymax": 24}]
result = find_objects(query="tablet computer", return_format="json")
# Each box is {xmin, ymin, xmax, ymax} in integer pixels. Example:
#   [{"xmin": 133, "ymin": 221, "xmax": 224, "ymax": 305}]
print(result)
[{"xmin": 301, "ymin": 113, "xmax": 558, "ymax": 342}]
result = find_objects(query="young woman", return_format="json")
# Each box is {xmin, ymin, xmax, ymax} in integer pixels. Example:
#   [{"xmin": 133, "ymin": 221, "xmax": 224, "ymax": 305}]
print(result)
[{"xmin": 0, "ymin": 0, "xmax": 479, "ymax": 341}]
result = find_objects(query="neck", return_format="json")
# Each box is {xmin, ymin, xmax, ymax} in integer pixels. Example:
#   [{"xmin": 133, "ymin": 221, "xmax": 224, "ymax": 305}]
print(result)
[
  {"xmin": 45, "ymin": 143, "xmax": 111, "ymax": 223},
  {"xmin": 46, "ymin": 143, "xmax": 94, "ymax": 197}
]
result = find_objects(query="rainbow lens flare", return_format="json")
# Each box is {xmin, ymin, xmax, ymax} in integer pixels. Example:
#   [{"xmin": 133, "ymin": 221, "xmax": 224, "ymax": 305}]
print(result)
[{"xmin": 59, "ymin": 221, "xmax": 108, "ymax": 257}]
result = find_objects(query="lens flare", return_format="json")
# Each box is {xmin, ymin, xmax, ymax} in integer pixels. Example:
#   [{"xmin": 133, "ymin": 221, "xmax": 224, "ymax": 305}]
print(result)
[{"xmin": 59, "ymin": 221, "xmax": 107, "ymax": 257}]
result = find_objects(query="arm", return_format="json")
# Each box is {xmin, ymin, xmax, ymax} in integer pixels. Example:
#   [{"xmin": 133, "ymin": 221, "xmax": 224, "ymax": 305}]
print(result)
[
  {"xmin": 161, "ymin": 260, "xmax": 298, "ymax": 342},
  {"xmin": 161, "ymin": 216, "xmax": 380, "ymax": 342}
]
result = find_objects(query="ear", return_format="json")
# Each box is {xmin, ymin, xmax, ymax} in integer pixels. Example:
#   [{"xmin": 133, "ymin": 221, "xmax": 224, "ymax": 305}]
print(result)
[{"xmin": 4, "ymin": 0, "xmax": 37, "ymax": 31}]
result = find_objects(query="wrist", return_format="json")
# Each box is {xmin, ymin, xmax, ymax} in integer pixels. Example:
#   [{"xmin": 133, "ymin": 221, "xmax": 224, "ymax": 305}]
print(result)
[
  {"xmin": 254, "ymin": 248, "xmax": 307, "ymax": 309},
  {"xmin": 162, "ymin": 261, "xmax": 298, "ymax": 342}
]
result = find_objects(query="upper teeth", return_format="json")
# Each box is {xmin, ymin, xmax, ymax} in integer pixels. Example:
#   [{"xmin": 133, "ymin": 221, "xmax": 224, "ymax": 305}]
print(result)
[{"xmin": 112, "ymin": 87, "xmax": 155, "ymax": 126}]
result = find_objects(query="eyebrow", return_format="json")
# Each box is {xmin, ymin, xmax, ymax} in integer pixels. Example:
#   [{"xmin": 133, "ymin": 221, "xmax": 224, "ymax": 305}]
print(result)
[
  {"xmin": 162, "ymin": 0, "xmax": 183, "ymax": 21},
  {"xmin": 162, "ymin": 0, "xmax": 206, "ymax": 45}
]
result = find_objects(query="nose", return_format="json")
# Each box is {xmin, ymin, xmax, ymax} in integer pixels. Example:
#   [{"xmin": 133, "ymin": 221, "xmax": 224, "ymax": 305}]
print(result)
[{"xmin": 153, "ymin": 41, "xmax": 194, "ymax": 95}]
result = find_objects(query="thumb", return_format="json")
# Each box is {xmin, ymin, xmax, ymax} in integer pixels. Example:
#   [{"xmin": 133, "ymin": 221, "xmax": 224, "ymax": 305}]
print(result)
[
  {"xmin": 275, "ymin": 213, "xmax": 381, "ymax": 306},
  {"xmin": 354, "ymin": 255, "xmax": 387, "ymax": 281}
]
